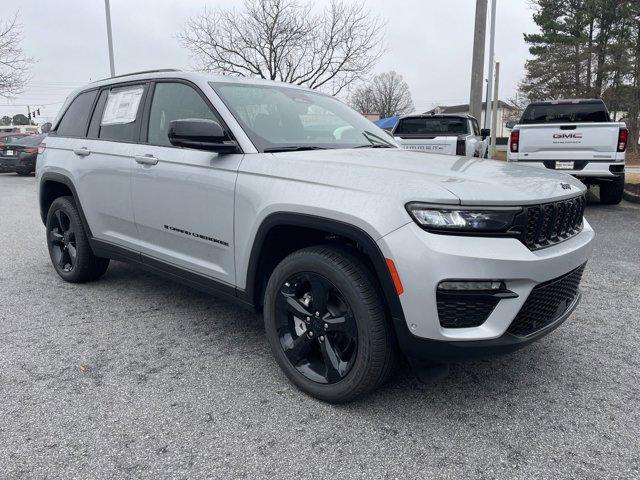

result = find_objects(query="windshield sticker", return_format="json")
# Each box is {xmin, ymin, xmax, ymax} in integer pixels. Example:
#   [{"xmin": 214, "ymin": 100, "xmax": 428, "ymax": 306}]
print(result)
[{"xmin": 101, "ymin": 86, "xmax": 144, "ymax": 125}]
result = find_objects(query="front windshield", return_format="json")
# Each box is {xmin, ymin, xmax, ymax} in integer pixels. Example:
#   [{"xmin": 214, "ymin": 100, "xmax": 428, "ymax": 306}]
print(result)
[{"xmin": 211, "ymin": 82, "xmax": 397, "ymax": 152}]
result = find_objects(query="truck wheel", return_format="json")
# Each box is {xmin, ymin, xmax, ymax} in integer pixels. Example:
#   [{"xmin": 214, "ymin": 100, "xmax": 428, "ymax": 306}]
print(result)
[
  {"xmin": 46, "ymin": 196, "xmax": 110, "ymax": 283},
  {"xmin": 263, "ymin": 245, "xmax": 398, "ymax": 403},
  {"xmin": 599, "ymin": 174, "xmax": 624, "ymax": 205},
  {"xmin": 15, "ymin": 168, "xmax": 32, "ymax": 176}
]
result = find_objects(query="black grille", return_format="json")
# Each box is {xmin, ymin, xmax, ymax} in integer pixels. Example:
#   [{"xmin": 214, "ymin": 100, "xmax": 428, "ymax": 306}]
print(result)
[
  {"xmin": 523, "ymin": 195, "xmax": 585, "ymax": 250},
  {"xmin": 437, "ymin": 293, "xmax": 499, "ymax": 328},
  {"xmin": 507, "ymin": 264, "xmax": 586, "ymax": 337}
]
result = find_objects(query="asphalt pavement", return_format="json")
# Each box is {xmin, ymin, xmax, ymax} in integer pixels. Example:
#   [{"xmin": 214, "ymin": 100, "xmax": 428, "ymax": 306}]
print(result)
[{"xmin": 1, "ymin": 172, "xmax": 639, "ymax": 479}]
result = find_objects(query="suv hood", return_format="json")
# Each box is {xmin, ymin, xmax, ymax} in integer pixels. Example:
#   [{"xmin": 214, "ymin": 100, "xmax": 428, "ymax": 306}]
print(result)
[{"xmin": 256, "ymin": 148, "xmax": 585, "ymax": 206}]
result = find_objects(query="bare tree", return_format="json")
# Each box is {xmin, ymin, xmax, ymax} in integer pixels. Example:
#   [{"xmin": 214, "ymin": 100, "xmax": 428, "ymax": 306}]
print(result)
[
  {"xmin": 348, "ymin": 85, "xmax": 377, "ymax": 114},
  {"xmin": 349, "ymin": 71, "xmax": 414, "ymax": 118},
  {"xmin": 0, "ymin": 13, "xmax": 31, "ymax": 98},
  {"xmin": 179, "ymin": 0, "xmax": 385, "ymax": 95}
]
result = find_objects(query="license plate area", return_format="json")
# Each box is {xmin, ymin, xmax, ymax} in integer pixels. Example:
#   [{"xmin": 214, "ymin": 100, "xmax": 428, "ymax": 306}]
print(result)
[{"xmin": 555, "ymin": 161, "xmax": 574, "ymax": 170}]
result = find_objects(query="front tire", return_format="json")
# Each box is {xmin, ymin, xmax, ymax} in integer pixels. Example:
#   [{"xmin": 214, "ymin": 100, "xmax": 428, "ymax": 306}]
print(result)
[
  {"xmin": 263, "ymin": 245, "xmax": 397, "ymax": 403},
  {"xmin": 46, "ymin": 196, "xmax": 110, "ymax": 283},
  {"xmin": 599, "ymin": 174, "xmax": 624, "ymax": 205}
]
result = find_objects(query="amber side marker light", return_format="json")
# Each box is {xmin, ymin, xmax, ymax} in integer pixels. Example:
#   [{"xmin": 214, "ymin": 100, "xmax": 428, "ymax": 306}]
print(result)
[{"xmin": 385, "ymin": 258, "xmax": 404, "ymax": 295}]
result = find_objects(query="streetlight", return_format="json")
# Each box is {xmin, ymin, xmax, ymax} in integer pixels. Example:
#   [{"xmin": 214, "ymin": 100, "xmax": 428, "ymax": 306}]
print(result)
[{"xmin": 104, "ymin": 0, "xmax": 116, "ymax": 77}]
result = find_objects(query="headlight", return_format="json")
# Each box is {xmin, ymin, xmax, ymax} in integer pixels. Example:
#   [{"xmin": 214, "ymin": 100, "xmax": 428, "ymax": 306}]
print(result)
[{"xmin": 406, "ymin": 203, "xmax": 521, "ymax": 232}]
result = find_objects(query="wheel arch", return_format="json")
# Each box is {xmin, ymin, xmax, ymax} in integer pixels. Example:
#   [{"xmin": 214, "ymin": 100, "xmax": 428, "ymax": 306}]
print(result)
[
  {"xmin": 39, "ymin": 172, "xmax": 93, "ymax": 237},
  {"xmin": 242, "ymin": 212, "xmax": 406, "ymax": 324}
]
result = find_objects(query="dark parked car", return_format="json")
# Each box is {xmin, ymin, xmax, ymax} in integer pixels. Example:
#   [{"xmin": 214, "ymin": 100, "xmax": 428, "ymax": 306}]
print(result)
[{"xmin": 0, "ymin": 134, "xmax": 45, "ymax": 176}]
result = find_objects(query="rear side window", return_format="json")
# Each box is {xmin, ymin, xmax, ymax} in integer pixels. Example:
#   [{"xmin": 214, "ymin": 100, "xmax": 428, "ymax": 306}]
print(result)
[
  {"xmin": 98, "ymin": 85, "xmax": 145, "ymax": 142},
  {"xmin": 56, "ymin": 90, "xmax": 98, "ymax": 137},
  {"xmin": 394, "ymin": 117, "xmax": 469, "ymax": 135},
  {"xmin": 520, "ymin": 102, "xmax": 610, "ymax": 124}
]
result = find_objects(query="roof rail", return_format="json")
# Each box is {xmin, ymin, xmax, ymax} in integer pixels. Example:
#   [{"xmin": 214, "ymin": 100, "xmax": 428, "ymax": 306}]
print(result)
[{"xmin": 91, "ymin": 68, "xmax": 182, "ymax": 83}]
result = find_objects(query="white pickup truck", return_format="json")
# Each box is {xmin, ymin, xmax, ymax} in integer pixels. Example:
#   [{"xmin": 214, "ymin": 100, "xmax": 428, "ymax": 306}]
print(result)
[
  {"xmin": 392, "ymin": 114, "xmax": 489, "ymax": 158},
  {"xmin": 508, "ymin": 99, "xmax": 627, "ymax": 204}
]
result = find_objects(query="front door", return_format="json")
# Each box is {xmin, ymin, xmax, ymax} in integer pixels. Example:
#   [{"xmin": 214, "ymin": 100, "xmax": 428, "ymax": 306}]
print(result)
[{"xmin": 130, "ymin": 81, "xmax": 241, "ymax": 285}]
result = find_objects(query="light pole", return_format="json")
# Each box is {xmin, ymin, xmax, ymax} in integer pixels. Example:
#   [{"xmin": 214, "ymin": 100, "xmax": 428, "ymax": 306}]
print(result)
[
  {"xmin": 489, "ymin": 62, "xmax": 500, "ymax": 159},
  {"xmin": 469, "ymin": 0, "xmax": 488, "ymax": 122},
  {"xmin": 104, "ymin": 0, "xmax": 116, "ymax": 77},
  {"xmin": 484, "ymin": 0, "xmax": 498, "ymax": 129}
]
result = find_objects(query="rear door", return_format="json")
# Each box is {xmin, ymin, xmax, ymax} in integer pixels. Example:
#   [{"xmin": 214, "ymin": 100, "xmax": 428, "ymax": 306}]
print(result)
[
  {"xmin": 76, "ymin": 83, "xmax": 148, "ymax": 249},
  {"xmin": 130, "ymin": 80, "xmax": 242, "ymax": 285}
]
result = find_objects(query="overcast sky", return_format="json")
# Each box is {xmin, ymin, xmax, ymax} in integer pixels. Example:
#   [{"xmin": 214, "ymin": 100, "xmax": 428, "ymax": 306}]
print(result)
[{"xmin": 1, "ymin": 0, "xmax": 537, "ymax": 123}]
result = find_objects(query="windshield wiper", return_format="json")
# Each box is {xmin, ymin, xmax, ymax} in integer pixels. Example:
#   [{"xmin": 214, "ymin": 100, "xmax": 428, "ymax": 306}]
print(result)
[
  {"xmin": 360, "ymin": 130, "xmax": 395, "ymax": 148},
  {"xmin": 263, "ymin": 146, "xmax": 328, "ymax": 153},
  {"xmin": 353, "ymin": 143, "xmax": 394, "ymax": 149}
]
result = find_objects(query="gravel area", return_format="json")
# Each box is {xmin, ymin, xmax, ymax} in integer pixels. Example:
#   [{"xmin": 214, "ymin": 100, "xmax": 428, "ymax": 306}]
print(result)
[{"xmin": 1, "ymin": 173, "xmax": 639, "ymax": 479}]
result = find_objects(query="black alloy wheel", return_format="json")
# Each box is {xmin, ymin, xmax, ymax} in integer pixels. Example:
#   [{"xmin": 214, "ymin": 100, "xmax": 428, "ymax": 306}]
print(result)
[
  {"xmin": 45, "ymin": 196, "xmax": 110, "ymax": 283},
  {"xmin": 49, "ymin": 209, "xmax": 77, "ymax": 273},
  {"xmin": 264, "ymin": 246, "xmax": 398, "ymax": 403},
  {"xmin": 275, "ymin": 272, "xmax": 358, "ymax": 384}
]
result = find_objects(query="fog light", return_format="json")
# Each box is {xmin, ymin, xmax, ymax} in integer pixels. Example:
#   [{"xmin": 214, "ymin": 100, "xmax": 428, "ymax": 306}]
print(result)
[{"xmin": 438, "ymin": 281, "xmax": 504, "ymax": 291}]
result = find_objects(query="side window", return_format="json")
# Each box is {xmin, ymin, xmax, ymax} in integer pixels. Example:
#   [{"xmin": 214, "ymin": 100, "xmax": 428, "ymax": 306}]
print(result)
[
  {"xmin": 471, "ymin": 119, "xmax": 480, "ymax": 136},
  {"xmin": 56, "ymin": 90, "xmax": 98, "ymax": 138},
  {"xmin": 98, "ymin": 85, "xmax": 145, "ymax": 142},
  {"xmin": 147, "ymin": 82, "xmax": 222, "ymax": 147}
]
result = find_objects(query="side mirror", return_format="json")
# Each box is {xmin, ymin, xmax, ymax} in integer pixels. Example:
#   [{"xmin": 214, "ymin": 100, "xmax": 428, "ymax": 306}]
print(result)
[
  {"xmin": 168, "ymin": 118, "xmax": 238, "ymax": 153},
  {"xmin": 480, "ymin": 128, "xmax": 491, "ymax": 139}
]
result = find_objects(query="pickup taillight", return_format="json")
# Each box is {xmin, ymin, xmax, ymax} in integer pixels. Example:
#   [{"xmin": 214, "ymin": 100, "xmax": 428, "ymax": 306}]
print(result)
[
  {"xmin": 510, "ymin": 129, "xmax": 520, "ymax": 153},
  {"xmin": 617, "ymin": 127, "xmax": 628, "ymax": 152}
]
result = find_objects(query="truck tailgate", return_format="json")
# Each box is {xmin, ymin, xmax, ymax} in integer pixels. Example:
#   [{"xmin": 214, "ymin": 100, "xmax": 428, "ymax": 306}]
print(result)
[
  {"xmin": 395, "ymin": 136, "xmax": 457, "ymax": 155},
  {"xmin": 517, "ymin": 123, "xmax": 621, "ymax": 161}
]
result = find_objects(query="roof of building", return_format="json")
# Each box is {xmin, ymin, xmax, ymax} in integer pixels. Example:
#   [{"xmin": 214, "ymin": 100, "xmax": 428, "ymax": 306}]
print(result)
[{"xmin": 424, "ymin": 101, "xmax": 515, "ymax": 114}]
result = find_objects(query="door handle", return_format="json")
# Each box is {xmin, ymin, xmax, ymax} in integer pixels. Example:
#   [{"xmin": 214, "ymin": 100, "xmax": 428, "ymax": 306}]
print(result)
[
  {"xmin": 135, "ymin": 155, "xmax": 159, "ymax": 166},
  {"xmin": 73, "ymin": 148, "xmax": 91, "ymax": 157}
]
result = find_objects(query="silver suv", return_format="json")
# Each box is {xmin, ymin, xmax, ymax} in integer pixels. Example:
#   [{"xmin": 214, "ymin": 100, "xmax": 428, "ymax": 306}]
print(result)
[{"xmin": 37, "ymin": 70, "xmax": 594, "ymax": 403}]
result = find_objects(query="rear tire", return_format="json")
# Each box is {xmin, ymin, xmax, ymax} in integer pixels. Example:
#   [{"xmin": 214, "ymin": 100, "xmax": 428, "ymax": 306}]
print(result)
[
  {"xmin": 46, "ymin": 196, "xmax": 110, "ymax": 283},
  {"xmin": 15, "ymin": 168, "xmax": 31, "ymax": 176},
  {"xmin": 599, "ymin": 174, "xmax": 624, "ymax": 205},
  {"xmin": 263, "ymin": 245, "xmax": 398, "ymax": 403}
]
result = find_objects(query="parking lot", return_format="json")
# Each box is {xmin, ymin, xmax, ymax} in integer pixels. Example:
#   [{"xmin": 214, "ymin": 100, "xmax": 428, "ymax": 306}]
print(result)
[{"xmin": 1, "ymin": 172, "xmax": 639, "ymax": 479}]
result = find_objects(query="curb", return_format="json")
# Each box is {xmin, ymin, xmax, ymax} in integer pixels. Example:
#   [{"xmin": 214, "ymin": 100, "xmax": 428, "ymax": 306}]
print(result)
[{"xmin": 623, "ymin": 187, "xmax": 640, "ymax": 204}]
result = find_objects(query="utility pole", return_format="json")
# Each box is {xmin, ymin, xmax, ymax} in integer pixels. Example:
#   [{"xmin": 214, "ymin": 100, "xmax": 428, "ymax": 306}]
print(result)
[
  {"xmin": 104, "ymin": 0, "xmax": 116, "ymax": 77},
  {"xmin": 489, "ymin": 62, "xmax": 500, "ymax": 159},
  {"xmin": 469, "ymin": 0, "xmax": 488, "ymax": 122},
  {"xmin": 484, "ymin": 0, "xmax": 497, "ymax": 129}
]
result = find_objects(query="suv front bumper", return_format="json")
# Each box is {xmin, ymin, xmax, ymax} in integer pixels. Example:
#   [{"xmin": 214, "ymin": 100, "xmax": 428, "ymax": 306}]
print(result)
[{"xmin": 377, "ymin": 220, "xmax": 594, "ymax": 360}]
